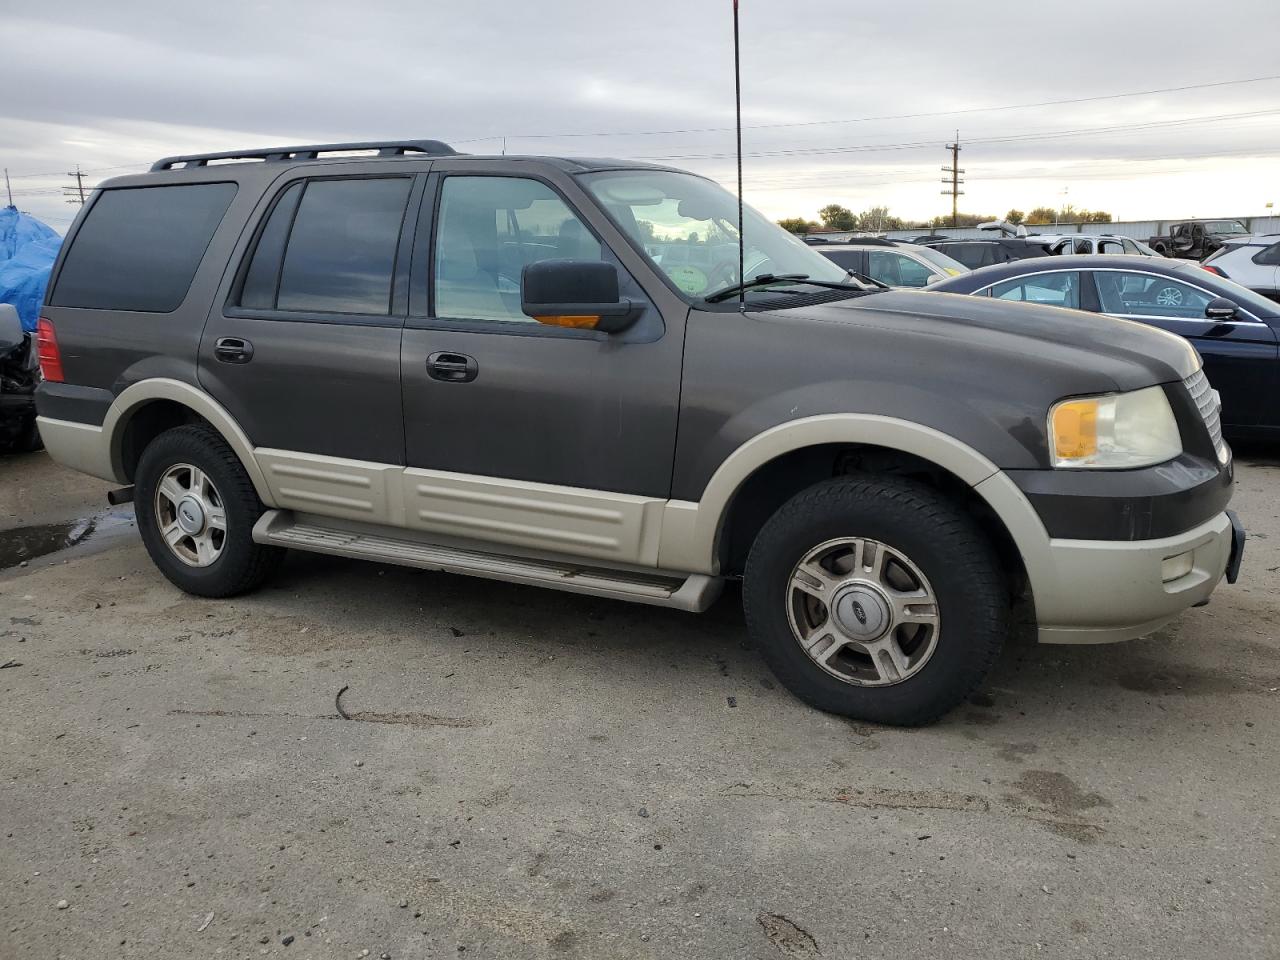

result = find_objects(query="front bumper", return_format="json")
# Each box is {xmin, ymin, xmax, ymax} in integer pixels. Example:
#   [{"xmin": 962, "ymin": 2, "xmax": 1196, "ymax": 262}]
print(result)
[{"xmin": 1034, "ymin": 510, "xmax": 1238, "ymax": 644}]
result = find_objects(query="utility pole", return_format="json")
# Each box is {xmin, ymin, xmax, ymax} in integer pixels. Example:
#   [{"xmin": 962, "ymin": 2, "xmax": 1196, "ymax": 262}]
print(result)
[
  {"xmin": 941, "ymin": 132, "xmax": 964, "ymax": 228},
  {"xmin": 64, "ymin": 165, "xmax": 87, "ymax": 205},
  {"xmin": 3, "ymin": 168, "xmax": 12, "ymax": 208}
]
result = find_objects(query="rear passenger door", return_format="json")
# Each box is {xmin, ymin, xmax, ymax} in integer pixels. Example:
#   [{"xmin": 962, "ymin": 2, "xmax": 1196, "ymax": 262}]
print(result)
[{"xmin": 202, "ymin": 167, "xmax": 422, "ymax": 464}]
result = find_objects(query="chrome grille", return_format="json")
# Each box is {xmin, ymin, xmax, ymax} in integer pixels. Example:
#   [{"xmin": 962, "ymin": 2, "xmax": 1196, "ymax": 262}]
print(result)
[{"xmin": 1183, "ymin": 368, "xmax": 1229, "ymax": 464}]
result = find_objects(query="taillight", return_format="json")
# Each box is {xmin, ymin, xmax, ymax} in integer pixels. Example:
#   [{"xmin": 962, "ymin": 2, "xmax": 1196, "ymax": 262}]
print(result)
[
  {"xmin": 36, "ymin": 317, "xmax": 64, "ymax": 382},
  {"xmin": 1200, "ymin": 264, "xmax": 1228, "ymax": 278}
]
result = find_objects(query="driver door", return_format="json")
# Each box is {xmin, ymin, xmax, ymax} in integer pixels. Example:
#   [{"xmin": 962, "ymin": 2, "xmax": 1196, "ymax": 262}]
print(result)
[{"xmin": 397, "ymin": 164, "xmax": 685, "ymax": 562}]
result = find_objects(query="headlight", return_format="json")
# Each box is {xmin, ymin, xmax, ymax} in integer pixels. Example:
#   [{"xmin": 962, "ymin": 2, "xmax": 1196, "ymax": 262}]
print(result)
[{"xmin": 1049, "ymin": 386, "xmax": 1181, "ymax": 469}]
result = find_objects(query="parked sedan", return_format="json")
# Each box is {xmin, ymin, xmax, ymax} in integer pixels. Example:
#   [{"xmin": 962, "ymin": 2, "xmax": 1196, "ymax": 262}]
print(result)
[
  {"xmin": 930, "ymin": 254, "xmax": 1280, "ymax": 438},
  {"xmin": 815, "ymin": 238, "xmax": 969, "ymax": 287}
]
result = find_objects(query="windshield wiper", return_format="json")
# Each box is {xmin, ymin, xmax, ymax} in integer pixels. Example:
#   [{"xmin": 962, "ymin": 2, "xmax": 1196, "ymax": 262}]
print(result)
[{"xmin": 704, "ymin": 273, "xmax": 870, "ymax": 303}]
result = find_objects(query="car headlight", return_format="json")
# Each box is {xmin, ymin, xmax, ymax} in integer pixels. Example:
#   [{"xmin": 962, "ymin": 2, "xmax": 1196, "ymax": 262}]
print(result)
[{"xmin": 1049, "ymin": 386, "xmax": 1181, "ymax": 469}]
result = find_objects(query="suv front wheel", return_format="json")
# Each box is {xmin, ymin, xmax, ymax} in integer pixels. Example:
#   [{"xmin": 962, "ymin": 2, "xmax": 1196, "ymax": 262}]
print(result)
[
  {"xmin": 743, "ymin": 474, "xmax": 1008, "ymax": 726},
  {"xmin": 135, "ymin": 424, "xmax": 284, "ymax": 597}
]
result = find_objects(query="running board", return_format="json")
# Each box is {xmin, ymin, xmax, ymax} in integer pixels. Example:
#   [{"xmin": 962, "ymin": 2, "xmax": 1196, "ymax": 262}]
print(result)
[{"xmin": 252, "ymin": 511, "xmax": 722, "ymax": 612}]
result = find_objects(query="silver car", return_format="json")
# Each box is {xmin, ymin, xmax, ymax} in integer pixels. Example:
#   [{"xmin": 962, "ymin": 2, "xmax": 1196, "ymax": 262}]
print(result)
[{"xmin": 816, "ymin": 239, "xmax": 968, "ymax": 287}]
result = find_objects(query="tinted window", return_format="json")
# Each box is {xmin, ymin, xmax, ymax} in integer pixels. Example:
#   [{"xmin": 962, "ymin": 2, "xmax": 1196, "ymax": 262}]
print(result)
[
  {"xmin": 52, "ymin": 183, "xmax": 236, "ymax": 312},
  {"xmin": 1095, "ymin": 271, "xmax": 1213, "ymax": 318},
  {"xmin": 867, "ymin": 250, "xmax": 933, "ymax": 287},
  {"xmin": 434, "ymin": 176, "xmax": 602, "ymax": 323},
  {"xmin": 991, "ymin": 272, "xmax": 1081, "ymax": 308},
  {"xmin": 1253, "ymin": 242, "xmax": 1280, "ymax": 266},
  {"xmin": 943, "ymin": 244, "xmax": 990, "ymax": 269},
  {"xmin": 821, "ymin": 250, "xmax": 862, "ymax": 271},
  {"xmin": 275, "ymin": 178, "xmax": 412, "ymax": 315},
  {"xmin": 1073, "ymin": 238, "xmax": 1091, "ymax": 254},
  {"xmin": 240, "ymin": 182, "xmax": 302, "ymax": 309}
]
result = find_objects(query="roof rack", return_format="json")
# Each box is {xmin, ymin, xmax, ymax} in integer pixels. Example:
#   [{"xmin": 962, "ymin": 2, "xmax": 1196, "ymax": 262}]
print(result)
[{"xmin": 151, "ymin": 139, "xmax": 457, "ymax": 171}]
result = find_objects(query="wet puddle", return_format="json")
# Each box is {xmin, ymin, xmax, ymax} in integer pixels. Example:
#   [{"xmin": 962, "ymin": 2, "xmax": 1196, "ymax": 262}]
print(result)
[{"xmin": 0, "ymin": 508, "xmax": 137, "ymax": 571}]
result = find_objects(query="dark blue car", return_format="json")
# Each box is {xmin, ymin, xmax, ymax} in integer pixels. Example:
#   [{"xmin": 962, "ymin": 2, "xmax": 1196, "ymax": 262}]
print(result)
[{"xmin": 930, "ymin": 254, "xmax": 1280, "ymax": 439}]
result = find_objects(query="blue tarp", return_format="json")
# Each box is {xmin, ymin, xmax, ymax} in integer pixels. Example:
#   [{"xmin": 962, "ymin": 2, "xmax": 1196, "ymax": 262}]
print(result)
[{"xmin": 0, "ymin": 206, "xmax": 61, "ymax": 332}]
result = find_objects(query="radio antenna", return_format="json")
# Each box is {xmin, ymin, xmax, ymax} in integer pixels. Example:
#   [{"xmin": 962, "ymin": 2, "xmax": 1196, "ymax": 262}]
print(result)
[{"xmin": 732, "ymin": 0, "xmax": 746, "ymax": 313}]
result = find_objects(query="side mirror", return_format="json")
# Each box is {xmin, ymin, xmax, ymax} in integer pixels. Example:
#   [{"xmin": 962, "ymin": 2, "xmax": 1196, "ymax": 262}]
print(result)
[
  {"xmin": 521, "ymin": 260, "xmax": 639, "ymax": 333},
  {"xmin": 0, "ymin": 304, "xmax": 24, "ymax": 354},
  {"xmin": 1205, "ymin": 297, "xmax": 1238, "ymax": 320}
]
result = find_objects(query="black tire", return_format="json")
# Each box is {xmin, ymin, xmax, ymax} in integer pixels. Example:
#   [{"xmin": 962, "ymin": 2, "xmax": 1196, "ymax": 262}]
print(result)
[
  {"xmin": 18, "ymin": 418, "xmax": 43, "ymax": 453},
  {"xmin": 135, "ymin": 424, "xmax": 284, "ymax": 597},
  {"xmin": 743, "ymin": 474, "xmax": 1008, "ymax": 726}
]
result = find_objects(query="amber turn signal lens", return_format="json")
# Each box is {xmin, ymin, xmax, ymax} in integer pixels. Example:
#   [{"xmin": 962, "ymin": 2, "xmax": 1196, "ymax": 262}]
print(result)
[
  {"xmin": 1051, "ymin": 398, "xmax": 1099, "ymax": 461},
  {"xmin": 532, "ymin": 315, "xmax": 600, "ymax": 329}
]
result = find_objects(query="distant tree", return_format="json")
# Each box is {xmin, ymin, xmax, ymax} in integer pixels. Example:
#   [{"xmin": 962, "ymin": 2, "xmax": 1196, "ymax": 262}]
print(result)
[
  {"xmin": 818, "ymin": 204, "xmax": 858, "ymax": 231},
  {"xmin": 1005, "ymin": 209, "xmax": 1026, "ymax": 225},
  {"xmin": 777, "ymin": 217, "xmax": 812, "ymax": 234},
  {"xmin": 1076, "ymin": 209, "xmax": 1113, "ymax": 223},
  {"xmin": 635, "ymin": 219, "xmax": 657, "ymax": 242},
  {"xmin": 1024, "ymin": 206, "xmax": 1059, "ymax": 225},
  {"xmin": 857, "ymin": 206, "xmax": 904, "ymax": 232}
]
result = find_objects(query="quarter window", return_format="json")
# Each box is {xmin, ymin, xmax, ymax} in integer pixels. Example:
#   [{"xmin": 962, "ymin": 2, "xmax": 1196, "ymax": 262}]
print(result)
[
  {"xmin": 52, "ymin": 182, "xmax": 237, "ymax": 312},
  {"xmin": 990, "ymin": 272, "xmax": 1081, "ymax": 308},
  {"xmin": 433, "ymin": 176, "xmax": 602, "ymax": 323},
  {"xmin": 1095, "ymin": 271, "xmax": 1213, "ymax": 318}
]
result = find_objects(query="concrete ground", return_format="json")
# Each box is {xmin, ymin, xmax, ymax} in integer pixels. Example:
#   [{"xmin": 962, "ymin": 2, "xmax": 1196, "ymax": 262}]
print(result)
[{"xmin": 0, "ymin": 448, "xmax": 1276, "ymax": 960}]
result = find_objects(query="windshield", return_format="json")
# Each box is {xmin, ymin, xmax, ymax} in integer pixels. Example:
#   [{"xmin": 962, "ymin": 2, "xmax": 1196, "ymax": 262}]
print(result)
[
  {"xmin": 581, "ymin": 169, "xmax": 850, "ymax": 301},
  {"xmin": 910, "ymin": 244, "xmax": 969, "ymax": 275}
]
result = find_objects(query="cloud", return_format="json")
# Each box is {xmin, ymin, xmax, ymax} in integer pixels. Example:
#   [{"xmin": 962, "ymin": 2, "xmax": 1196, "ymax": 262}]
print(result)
[{"xmin": 3, "ymin": 0, "xmax": 1278, "ymax": 228}]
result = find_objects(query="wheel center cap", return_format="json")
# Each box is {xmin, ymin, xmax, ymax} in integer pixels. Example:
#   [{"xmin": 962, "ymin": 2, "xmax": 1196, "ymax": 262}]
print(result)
[
  {"xmin": 176, "ymin": 496, "xmax": 205, "ymax": 535},
  {"xmin": 833, "ymin": 586, "xmax": 890, "ymax": 641}
]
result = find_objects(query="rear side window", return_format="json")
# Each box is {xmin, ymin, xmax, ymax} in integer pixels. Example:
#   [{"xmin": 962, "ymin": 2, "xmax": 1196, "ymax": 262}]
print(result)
[
  {"xmin": 1252, "ymin": 242, "xmax": 1280, "ymax": 266},
  {"xmin": 239, "ymin": 177, "xmax": 412, "ymax": 315},
  {"xmin": 51, "ymin": 183, "xmax": 237, "ymax": 312}
]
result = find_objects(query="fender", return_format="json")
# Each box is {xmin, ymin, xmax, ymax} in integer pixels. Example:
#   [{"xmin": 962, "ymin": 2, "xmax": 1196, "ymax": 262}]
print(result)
[
  {"xmin": 656, "ymin": 413, "xmax": 1050, "ymax": 581},
  {"xmin": 102, "ymin": 378, "xmax": 276, "ymax": 506}
]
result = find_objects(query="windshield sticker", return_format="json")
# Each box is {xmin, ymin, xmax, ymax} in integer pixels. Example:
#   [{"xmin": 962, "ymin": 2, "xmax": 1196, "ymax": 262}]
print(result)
[{"xmin": 668, "ymin": 264, "xmax": 709, "ymax": 295}]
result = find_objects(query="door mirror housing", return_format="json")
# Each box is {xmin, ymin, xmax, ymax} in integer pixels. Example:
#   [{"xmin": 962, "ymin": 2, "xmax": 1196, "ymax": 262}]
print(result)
[
  {"xmin": 0, "ymin": 304, "xmax": 24, "ymax": 354},
  {"xmin": 521, "ymin": 260, "xmax": 639, "ymax": 333},
  {"xmin": 1204, "ymin": 297, "xmax": 1238, "ymax": 320}
]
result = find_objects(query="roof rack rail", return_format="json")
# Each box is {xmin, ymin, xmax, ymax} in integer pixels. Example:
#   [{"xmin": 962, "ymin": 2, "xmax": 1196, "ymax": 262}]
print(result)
[{"xmin": 151, "ymin": 139, "xmax": 457, "ymax": 171}]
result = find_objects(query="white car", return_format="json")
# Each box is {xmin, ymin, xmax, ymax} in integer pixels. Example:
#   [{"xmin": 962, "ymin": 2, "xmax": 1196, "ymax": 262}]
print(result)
[
  {"xmin": 815, "ymin": 238, "xmax": 968, "ymax": 288},
  {"xmin": 1200, "ymin": 235, "xmax": 1280, "ymax": 305},
  {"xmin": 1032, "ymin": 234, "xmax": 1160, "ymax": 257}
]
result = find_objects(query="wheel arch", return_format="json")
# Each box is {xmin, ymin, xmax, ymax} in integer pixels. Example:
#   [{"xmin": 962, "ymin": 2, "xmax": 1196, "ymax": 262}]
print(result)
[
  {"xmin": 104, "ymin": 379, "xmax": 275, "ymax": 506},
  {"xmin": 658, "ymin": 414, "xmax": 1045, "ymax": 602}
]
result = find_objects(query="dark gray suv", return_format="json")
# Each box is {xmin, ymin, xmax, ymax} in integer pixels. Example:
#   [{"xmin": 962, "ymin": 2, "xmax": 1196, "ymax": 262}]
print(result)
[{"xmin": 34, "ymin": 140, "xmax": 1243, "ymax": 725}]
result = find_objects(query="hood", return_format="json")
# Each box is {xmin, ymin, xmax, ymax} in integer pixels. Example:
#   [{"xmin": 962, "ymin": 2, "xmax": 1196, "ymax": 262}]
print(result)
[{"xmin": 772, "ymin": 289, "xmax": 1201, "ymax": 391}]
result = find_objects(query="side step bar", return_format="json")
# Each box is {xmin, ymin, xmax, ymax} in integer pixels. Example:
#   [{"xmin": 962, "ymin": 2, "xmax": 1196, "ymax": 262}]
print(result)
[{"xmin": 252, "ymin": 511, "xmax": 723, "ymax": 612}]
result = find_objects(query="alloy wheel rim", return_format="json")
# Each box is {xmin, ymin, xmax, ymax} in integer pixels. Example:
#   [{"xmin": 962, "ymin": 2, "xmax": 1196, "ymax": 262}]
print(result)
[
  {"xmin": 786, "ymin": 537, "xmax": 940, "ymax": 687},
  {"xmin": 154, "ymin": 463, "xmax": 226, "ymax": 567}
]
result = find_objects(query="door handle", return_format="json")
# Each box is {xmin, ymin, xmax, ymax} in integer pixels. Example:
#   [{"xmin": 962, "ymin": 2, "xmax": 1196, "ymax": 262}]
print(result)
[
  {"xmin": 426, "ymin": 351, "xmax": 478, "ymax": 383},
  {"xmin": 214, "ymin": 337, "xmax": 254, "ymax": 364}
]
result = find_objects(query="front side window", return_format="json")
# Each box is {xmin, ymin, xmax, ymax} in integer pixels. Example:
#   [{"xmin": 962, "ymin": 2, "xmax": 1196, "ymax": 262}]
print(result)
[
  {"xmin": 52, "ymin": 182, "xmax": 237, "ymax": 312},
  {"xmin": 990, "ymin": 272, "xmax": 1081, "ymax": 308},
  {"xmin": 1095, "ymin": 271, "xmax": 1213, "ymax": 318},
  {"xmin": 867, "ymin": 251, "xmax": 933, "ymax": 287},
  {"xmin": 433, "ymin": 176, "xmax": 602, "ymax": 323},
  {"xmin": 1099, "ymin": 240, "xmax": 1124, "ymax": 255},
  {"xmin": 582, "ymin": 169, "xmax": 848, "ymax": 302}
]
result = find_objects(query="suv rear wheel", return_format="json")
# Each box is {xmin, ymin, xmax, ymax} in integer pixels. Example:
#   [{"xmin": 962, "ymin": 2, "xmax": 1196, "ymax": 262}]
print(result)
[
  {"xmin": 743, "ymin": 474, "xmax": 1008, "ymax": 726},
  {"xmin": 135, "ymin": 425, "xmax": 284, "ymax": 597}
]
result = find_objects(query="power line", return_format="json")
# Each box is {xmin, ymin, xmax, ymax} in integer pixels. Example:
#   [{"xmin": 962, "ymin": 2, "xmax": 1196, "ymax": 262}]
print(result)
[{"xmin": 453, "ymin": 73, "xmax": 1280, "ymax": 143}]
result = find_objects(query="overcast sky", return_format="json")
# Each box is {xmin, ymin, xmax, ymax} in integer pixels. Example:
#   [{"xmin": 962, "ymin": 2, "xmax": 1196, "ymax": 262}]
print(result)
[{"xmin": 3, "ymin": 0, "xmax": 1278, "ymax": 231}]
